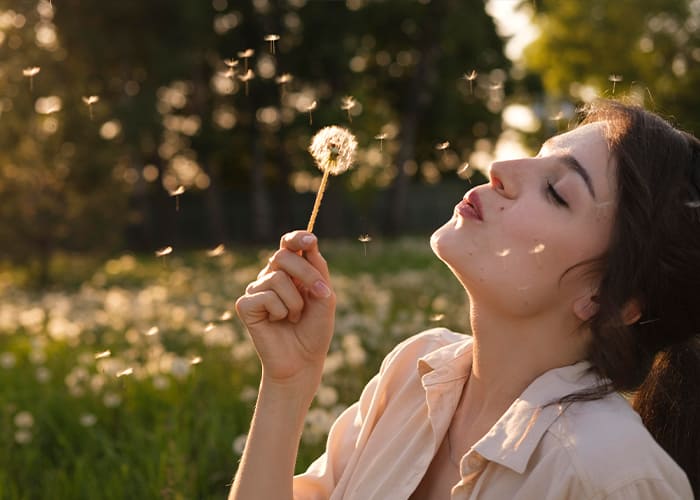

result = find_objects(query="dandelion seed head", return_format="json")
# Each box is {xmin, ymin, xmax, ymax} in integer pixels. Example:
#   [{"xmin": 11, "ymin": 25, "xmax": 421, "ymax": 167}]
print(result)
[
  {"xmin": 94, "ymin": 350, "xmax": 111, "ymax": 360},
  {"xmin": 308, "ymin": 126, "xmax": 358, "ymax": 175},
  {"xmin": 238, "ymin": 48, "xmax": 254, "ymax": 58},
  {"xmin": 82, "ymin": 95, "xmax": 99, "ymax": 105},
  {"xmin": 206, "ymin": 244, "xmax": 225, "ymax": 257},
  {"xmin": 23, "ymin": 66, "xmax": 40, "ymax": 77},
  {"xmin": 169, "ymin": 185, "xmax": 185, "ymax": 196},
  {"xmin": 238, "ymin": 69, "xmax": 255, "ymax": 82},
  {"xmin": 435, "ymin": 141, "xmax": 450, "ymax": 151},
  {"xmin": 103, "ymin": 392, "xmax": 122, "ymax": 408},
  {"xmin": 275, "ymin": 73, "xmax": 293, "ymax": 84},
  {"xmin": 116, "ymin": 367, "xmax": 133, "ymax": 378},
  {"xmin": 155, "ymin": 246, "xmax": 173, "ymax": 257},
  {"xmin": 340, "ymin": 95, "xmax": 357, "ymax": 111},
  {"xmin": 14, "ymin": 411, "xmax": 34, "ymax": 428},
  {"xmin": 14, "ymin": 429, "xmax": 32, "ymax": 445}
]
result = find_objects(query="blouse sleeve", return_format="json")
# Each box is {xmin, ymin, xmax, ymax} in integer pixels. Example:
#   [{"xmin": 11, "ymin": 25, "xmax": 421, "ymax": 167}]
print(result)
[
  {"xmin": 603, "ymin": 478, "xmax": 693, "ymax": 500},
  {"xmin": 292, "ymin": 373, "xmax": 380, "ymax": 500}
]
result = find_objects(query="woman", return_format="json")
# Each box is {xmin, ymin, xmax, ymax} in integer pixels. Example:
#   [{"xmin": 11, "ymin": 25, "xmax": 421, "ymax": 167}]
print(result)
[{"xmin": 229, "ymin": 100, "xmax": 699, "ymax": 499}]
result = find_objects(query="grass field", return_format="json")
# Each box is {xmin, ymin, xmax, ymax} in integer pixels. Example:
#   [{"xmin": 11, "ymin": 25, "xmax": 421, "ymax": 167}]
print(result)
[{"xmin": 0, "ymin": 237, "xmax": 469, "ymax": 499}]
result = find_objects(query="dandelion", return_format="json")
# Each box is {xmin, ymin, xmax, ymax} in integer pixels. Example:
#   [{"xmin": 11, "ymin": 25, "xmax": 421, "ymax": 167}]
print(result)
[
  {"xmin": 23, "ymin": 66, "xmax": 40, "ymax": 91},
  {"xmin": 374, "ymin": 132, "xmax": 388, "ymax": 151},
  {"xmin": 264, "ymin": 34, "xmax": 280, "ymax": 54},
  {"xmin": 79, "ymin": 413, "xmax": 97, "ymax": 427},
  {"xmin": 94, "ymin": 350, "xmax": 111, "ymax": 360},
  {"xmin": 340, "ymin": 96, "xmax": 357, "ymax": 122},
  {"xmin": 14, "ymin": 430, "xmax": 32, "ymax": 445},
  {"xmin": 155, "ymin": 246, "xmax": 173, "ymax": 257},
  {"xmin": 358, "ymin": 234, "xmax": 372, "ymax": 256},
  {"xmin": 35, "ymin": 366, "xmax": 51, "ymax": 383},
  {"xmin": 82, "ymin": 95, "xmax": 99, "ymax": 120},
  {"xmin": 145, "ymin": 326, "xmax": 159, "ymax": 336},
  {"xmin": 463, "ymin": 70, "xmax": 477, "ymax": 94},
  {"xmin": 305, "ymin": 100, "xmax": 317, "ymax": 125},
  {"xmin": 190, "ymin": 356, "xmax": 202, "ymax": 365},
  {"xmin": 206, "ymin": 244, "xmax": 225, "ymax": 257},
  {"xmin": 306, "ymin": 126, "xmax": 358, "ymax": 231},
  {"xmin": 608, "ymin": 74, "xmax": 623, "ymax": 94},
  {"xmin": 103, "ymin": 392, "xmax": 122, "ymax": 408},
  {"xmin": 116, "ymin": 367, "xmax": 133, "ymax": 378},
  {"xmin": 14, "ymin": 411, "xmax": 34, "ymax": 428},
  {"xmin": 275, "ymin": 73, "xmax": 292, "ymax": 96},
  {"xmin": 238, "ymin": 69, "xmax": 254, "ymax": 96},
  {"xmin": 169, "ymin": 185, "xmax": 185, "ymax": 211},
  {"xmin": 0, "ymin": 352, "xmax": 16, "ymax": 369},
  {"xmin": 237, "ymin": 48, "xmax": 254, "ymax": 71}
]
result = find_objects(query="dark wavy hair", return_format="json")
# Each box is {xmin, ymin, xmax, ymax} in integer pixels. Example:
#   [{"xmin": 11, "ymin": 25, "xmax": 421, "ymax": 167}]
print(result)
[{"xmin": 561, "ymin": 100, "xmax": 700, "ymax": 495}]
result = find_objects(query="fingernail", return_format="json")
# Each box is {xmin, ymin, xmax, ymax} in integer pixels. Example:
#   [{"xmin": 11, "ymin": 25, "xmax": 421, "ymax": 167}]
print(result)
[
  {"xmin": 302, "ymin": 234, "xmax": 316, "ymax": 246},
  {"xmin": 312, "ymin": 280, "xmax": 331, "ymax": 298}
]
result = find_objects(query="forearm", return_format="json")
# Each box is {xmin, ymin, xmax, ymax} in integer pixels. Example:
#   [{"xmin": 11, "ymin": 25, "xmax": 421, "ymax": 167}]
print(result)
[{"xmin": 229, "ymin": 376, "xmax": 316, "ymax": 500}]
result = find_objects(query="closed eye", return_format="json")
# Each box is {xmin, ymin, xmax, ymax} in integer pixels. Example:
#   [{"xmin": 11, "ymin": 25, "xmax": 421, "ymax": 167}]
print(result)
[{"xmin": 547, "ymin": 181, "xmax": 569, "ymax": 208}]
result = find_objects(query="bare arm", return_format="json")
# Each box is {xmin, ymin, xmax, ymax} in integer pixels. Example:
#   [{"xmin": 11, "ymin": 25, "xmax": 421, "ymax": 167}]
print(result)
[{"xmin": 229, "ymin": 231, "xmax": 336, "ymax": 500}]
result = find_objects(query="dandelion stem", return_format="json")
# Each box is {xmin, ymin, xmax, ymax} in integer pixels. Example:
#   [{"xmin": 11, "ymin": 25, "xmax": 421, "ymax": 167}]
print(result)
[{"xmin": 307, "ymin": 167, "xmax": 332, "ymax": 232}]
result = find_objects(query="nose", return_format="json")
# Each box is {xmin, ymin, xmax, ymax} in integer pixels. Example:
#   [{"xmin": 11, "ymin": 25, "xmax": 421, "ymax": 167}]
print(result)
[{"xmin": 488, "ymin": 159, "xmax": 524, "ymax": 199}]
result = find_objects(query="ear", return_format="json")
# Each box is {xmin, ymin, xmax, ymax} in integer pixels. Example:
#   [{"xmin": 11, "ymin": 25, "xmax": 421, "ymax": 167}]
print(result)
[
  {"xmin": 573, "ymin": 294, "xmax": 599, "ymax": 322},
  {"xmin": 621, "ymin": 299, "xmax": 642, "ymax": 325}
]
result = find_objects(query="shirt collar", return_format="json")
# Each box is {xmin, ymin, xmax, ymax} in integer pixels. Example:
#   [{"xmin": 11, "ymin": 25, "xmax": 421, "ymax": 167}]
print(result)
[{"xmin": 416, "ymin": 335, "xmax": 604, "ymax": 474}]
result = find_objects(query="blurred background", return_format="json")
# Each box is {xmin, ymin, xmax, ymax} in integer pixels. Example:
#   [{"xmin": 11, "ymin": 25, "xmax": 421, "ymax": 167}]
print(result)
[{"xmin": 1, "ymin": 0, "xmax": 699, "ymax": 497}]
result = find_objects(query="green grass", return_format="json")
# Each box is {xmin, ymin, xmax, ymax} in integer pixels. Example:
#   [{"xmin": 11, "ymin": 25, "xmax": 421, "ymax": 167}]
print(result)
[{"xmin": 0, "ymin": 237, "xmax": 469, "ymax": 499}]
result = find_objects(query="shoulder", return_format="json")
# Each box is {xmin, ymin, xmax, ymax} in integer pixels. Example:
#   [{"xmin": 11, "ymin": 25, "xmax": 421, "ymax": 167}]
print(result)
[{"xmin": 541, "ymin": 394, "xmax": 692, "ymax": 498}]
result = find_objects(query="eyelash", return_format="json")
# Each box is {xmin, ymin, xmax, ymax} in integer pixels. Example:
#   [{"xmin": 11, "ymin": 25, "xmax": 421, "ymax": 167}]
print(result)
[{"xmin": 546, "ymin": 180, "xmax": 568, "ymax": 207}]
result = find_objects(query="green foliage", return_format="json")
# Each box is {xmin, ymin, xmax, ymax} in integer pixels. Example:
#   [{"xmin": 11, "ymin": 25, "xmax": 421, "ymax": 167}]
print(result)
[{"xmin": 0, "ymin": 238, "xmax": 468, "ymax": 498}]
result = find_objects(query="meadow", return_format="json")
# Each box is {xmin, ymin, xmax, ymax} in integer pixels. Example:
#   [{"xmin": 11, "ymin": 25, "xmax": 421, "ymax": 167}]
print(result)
[{"xmin": 0, "ymin": 236, "xmax": 469, "ymax": 499}]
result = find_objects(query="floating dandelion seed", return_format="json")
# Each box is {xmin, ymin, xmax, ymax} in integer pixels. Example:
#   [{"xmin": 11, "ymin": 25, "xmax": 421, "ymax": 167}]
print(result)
[
  {"xmin": 608, "ymin": 74, "xmax": 623, "ymax": 94},
  {"xmin": 116, "ymin": 367, "xmax": 133, "ymax": 378},
  {"xmin": 155, "ymin": 246, "xmax": 173, "ymax": 257},
  {"xmin": 82, "ymin": 95, "xmax": 99, "ymax": 120},
  {"xmin": 529, "ymin": 243, "xmax": 545, "ymax": 254},
  {"xmin": 275, "ymin": 73, "xmax": 293, "ymax": 96},
  {"xmin": 264, "ymin": 34, "xmax": 280, "ymax": 54},
  {"xmin": 206, "ymin": 244, "xmax": 225, "ymax": 257},
  {"xmin": 204, "ymin": 322, "xmax": 216, "ymax": 333},
  {"xmin": 496, "ymin": 248, "xmax": 511, "ymax": 257},
  {"xmin": 145, "ymin": 326, "xmax": 159, "ymax": 336},
  {"xmin": 23, "ymin": 66, "xmax": 41, "ymax": 91},
  {"xmin": 237, "ymin": 48, "xmax": 254, "ymax": 71},
  {"xmin": 463, "ymin": 70, "xmax": 477, "ymax": 94},
  {"xmin": 224, "ymin": 58, "xmax": 238, "ymax": 69},
  {"xmin": 305, "ymin": 100, "xmax": 317, "ymax": 125},
  {"xmin": 306, "ymin": 126, "xmax": 358, "ymax": 231},
  {"xmin": 94, "ymin": 350, "xmax": 111, "ymax": 360},
  {"xmin": 221, "ymin": 68, "xmax": 236, "ymax": 79},
  {"xmin": 238, "ymin": 69, "xmax": 254, "ymax": 96},
  {"xmin": 340, "ymin": 96, "xmax": 357, "ymax": 122},
  {"xmin": 190, "ymin": 356, "xmax": 202, "ymax": 365},
  {"xmin": 430, "ymin": 313, "xmax": 445, "ymax": 322},
  {"xmin": 458, "ymin": 162, "xmax": 472, "ymax": 184},
  {"xmin": 79, "ymin": 413, "xmax": 97, "ymax": 428},
  {"xmin": 435, "ymin": 141, "xmax": 450, "ymax": 151},
  {"xmin": 374, "ymin": 132, "xmax": 388, "ymax": 151},
  {"xmin": 169, "ymin": 185, "xmax": 185, "ymax": 211},
  {"xmin": 358, "ymin": 234, "xmax": 372, "ymax": 256},
  {"xmin": 220, "ymin": 310, "xmax": 233, "ymax": 321}
]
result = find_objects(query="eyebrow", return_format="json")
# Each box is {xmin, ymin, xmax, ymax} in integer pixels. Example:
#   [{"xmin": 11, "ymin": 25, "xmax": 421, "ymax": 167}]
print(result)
[{"xmin": 541, "ymin": 139, "xmax": 597, "ymax": 200}]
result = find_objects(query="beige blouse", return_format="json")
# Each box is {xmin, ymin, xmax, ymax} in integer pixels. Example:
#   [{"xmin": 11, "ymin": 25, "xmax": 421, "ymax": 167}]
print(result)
[{"xmin": 293, "ymin": 328, "xmax": 693, "ymax": 499}]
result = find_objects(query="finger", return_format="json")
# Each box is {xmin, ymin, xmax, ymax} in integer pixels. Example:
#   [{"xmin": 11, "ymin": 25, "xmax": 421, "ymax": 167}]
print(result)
[
  {"xmin": 279, "ymin": 231, "xmax": 330, "ymax": 282},
  {"xmin": 235, "ymin": 290, "xmax": 289, "ymax": 324},
  {"xmin": 245, "ymin": 271, "xmax": 305, "ymax": 323},
  {"xmin": 267, "ymin": 248, "xmax": 332, "ymax": 299}
]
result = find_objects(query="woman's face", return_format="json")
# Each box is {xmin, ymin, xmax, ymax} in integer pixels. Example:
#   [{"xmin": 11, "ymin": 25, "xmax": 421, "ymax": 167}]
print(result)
[{"xmin": 431, "ymin": 122, "xmax": 617, "ymax": 318}]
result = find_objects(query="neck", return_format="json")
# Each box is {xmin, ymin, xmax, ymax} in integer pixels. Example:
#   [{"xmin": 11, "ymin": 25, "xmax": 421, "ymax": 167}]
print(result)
[{"xmin": 462, "ymin": 299, "xmax": 589, "ymax": 421}]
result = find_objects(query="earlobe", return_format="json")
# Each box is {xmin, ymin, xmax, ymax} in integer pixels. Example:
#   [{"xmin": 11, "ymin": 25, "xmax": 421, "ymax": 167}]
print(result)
[{"xmin": 573, "ymin": 295, "xmax": 599, "ymax": 322}]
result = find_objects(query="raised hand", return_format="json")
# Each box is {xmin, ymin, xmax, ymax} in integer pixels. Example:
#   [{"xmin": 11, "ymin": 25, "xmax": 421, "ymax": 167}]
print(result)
[{"xmin": 235, "ymin": 231, "xmax": 336, "ymax": 389}]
